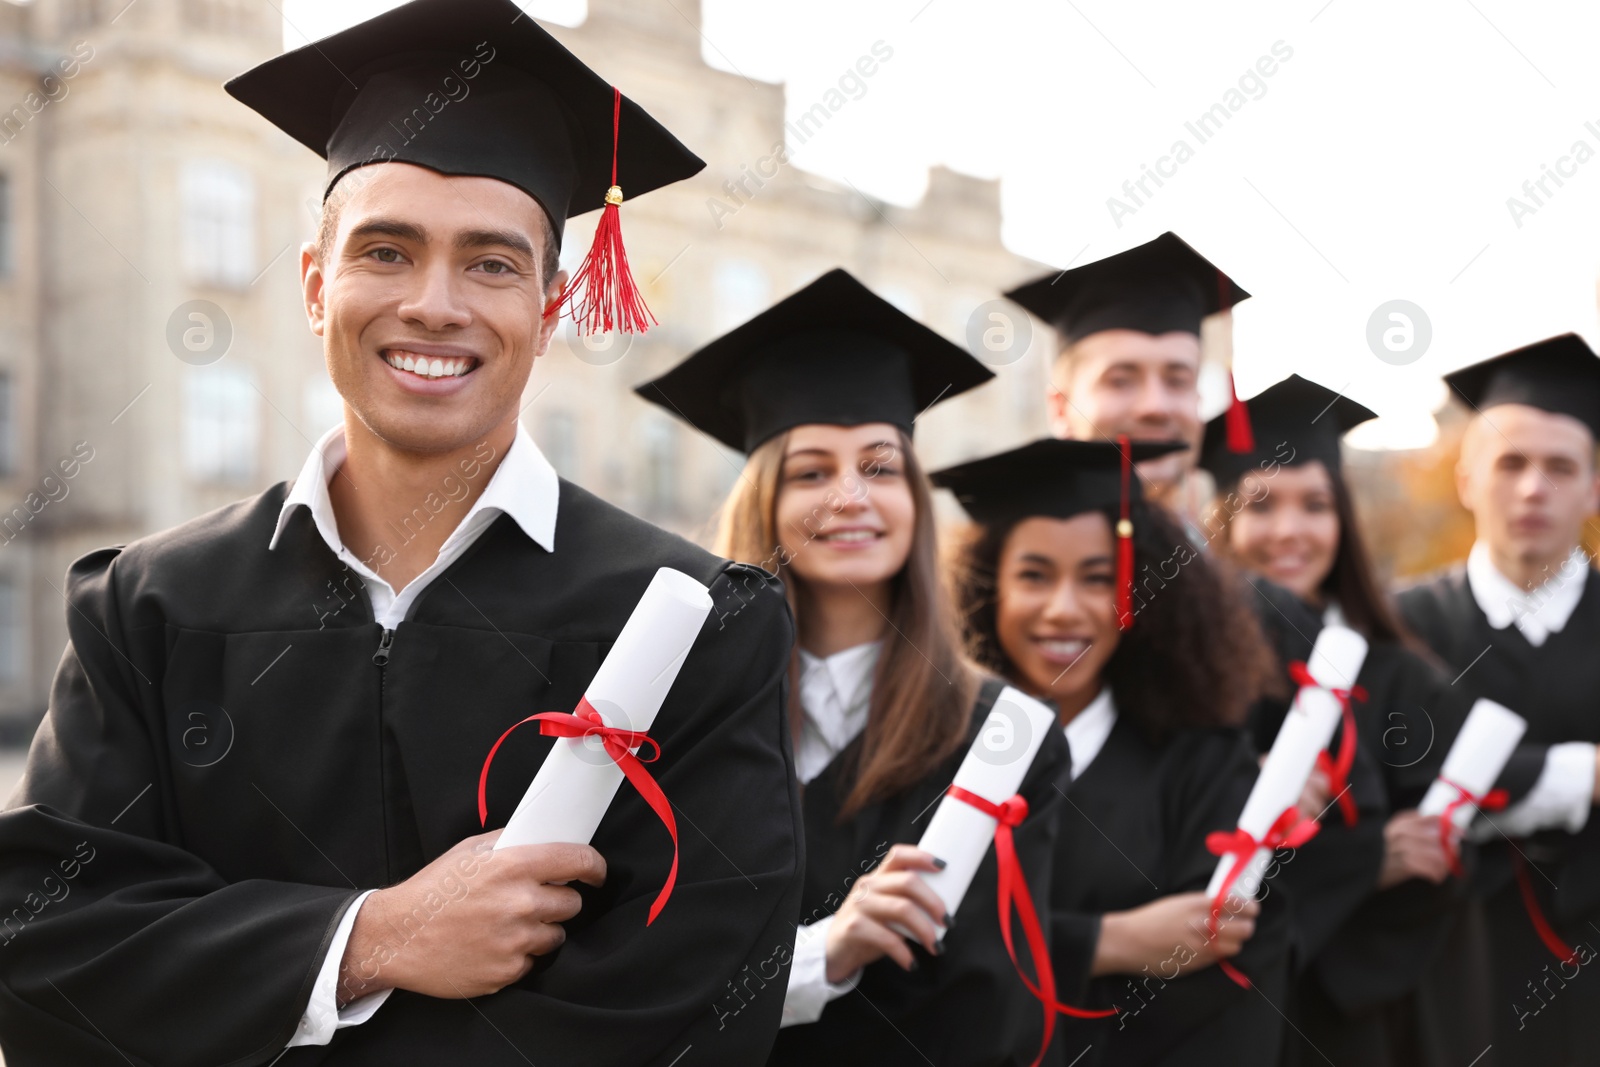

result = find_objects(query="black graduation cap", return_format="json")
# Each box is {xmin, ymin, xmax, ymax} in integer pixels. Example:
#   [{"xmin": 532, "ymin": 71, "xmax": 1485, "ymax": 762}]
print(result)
[
  {"xmin": 225, "ymin": 0, "xmax": 703, "ymax": 334},
  {"xmin": 932, "ymin": 437, "xmax": 1188, "ymax": 629},
  {"xmin": 1444, "ymin": 333, "xmax": 1600, "ymax": 439},
  {"xmin": 1199, "ymin": 375, "xmax": 1377, "ymax": 489},
  {"xmin": 1003, "ymin": 232, "xmax": 1249, "ymax": 344},
  {"xmin": 634, "ymin": 269, "xmax": 994, "ymax": 453}
]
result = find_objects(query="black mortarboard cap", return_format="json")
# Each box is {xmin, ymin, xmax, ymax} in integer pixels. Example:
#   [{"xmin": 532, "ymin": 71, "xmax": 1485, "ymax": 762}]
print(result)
[
  {"xmin": 1444, "ymin": 333, "xmax": 1600, "ymax": 440},
  {"xmin": 1199, "ymin": 375, "xmax": 1377, "ymax": 488},
  {"xmin": 933, "ymin": 437, "xmax": 1189, "ymax": 629},
  {"xmin": 1003, "ymin": 232, "xmax": 1250, "ymax": 343},
  {"xmin": 932, "ymin": 438, "xmax": 1188, "ymax": 527},
  {"xmin": 225, "ymin": 0, "xmax": 703, "ymax": 240},
  {"xmin": 635, "ymin": 269, "xmax": 994, "ymax": 453}
]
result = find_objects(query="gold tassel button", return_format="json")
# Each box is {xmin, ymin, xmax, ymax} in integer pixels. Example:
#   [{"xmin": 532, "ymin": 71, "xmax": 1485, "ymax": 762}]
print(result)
[
  {"xmin": 605, "ymin": 185, "xmax": 624, "ymax": 206},
  {"xmin": 1116, "ymin": 519, "xmax": 1134, "ymax": 537}
]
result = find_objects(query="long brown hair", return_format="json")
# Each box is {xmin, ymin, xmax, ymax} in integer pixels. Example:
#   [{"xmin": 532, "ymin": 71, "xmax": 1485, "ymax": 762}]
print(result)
[
  {"xmin": 1209, "ymin": 463, "xmax": 1419, "ymax": 650},
  {"xmin": 952, "ymin": 501, "xmax": 1279, "ymax": 739},
  {"xmin": 715, "ymin": 428, "xmax": 978, "ymax": 819}
]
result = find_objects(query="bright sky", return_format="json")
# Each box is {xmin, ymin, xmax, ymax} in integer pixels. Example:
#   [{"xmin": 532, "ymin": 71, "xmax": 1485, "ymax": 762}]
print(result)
[{"xmin": 283, "ymin": 0, "xmax": 1600, "ymax": 450}]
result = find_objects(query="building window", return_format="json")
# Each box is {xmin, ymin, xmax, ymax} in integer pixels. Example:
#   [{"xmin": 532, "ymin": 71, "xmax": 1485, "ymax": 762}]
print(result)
[
  {"xmin": 712, "ymin": 260, "xmax": 770, "ymax": 334},
  {"xmin": 639, "ymin": 418, "xmax": 677, "ymax": 517},
  {"xmin": 0, "ymin": 576, "xmax": 23, "ymax": 683},
  {"xmin": 0, "ymin": 372, "xmax": 15, "ymax": 477},
  {"xmin": 180, "ymin": 160, "xmax": 256, "ymax": 290},
  {"xmin": 184, "ymin": 365, "xmax": 258, "ymax": 484},
  {"xmin": 541, "ymin": 410, "xmax": 578, "ymax": 480}
]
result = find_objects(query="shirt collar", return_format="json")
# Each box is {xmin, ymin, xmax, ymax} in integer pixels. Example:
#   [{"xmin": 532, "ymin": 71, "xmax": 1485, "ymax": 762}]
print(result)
[
  {"xmin": 268, "ymin": 420, "xmax": 559, "ymax": 557},
  {"xmin": 1465, "ymin": 540, "xmax": 1588, "ymax": 645},
  {"xmin": 1063, "ymin": 685, "xmax": 1117, "ymax": 780},
  {"xmin": 797, "ymin": 641, "xmax": 881, "ymax": 750}
]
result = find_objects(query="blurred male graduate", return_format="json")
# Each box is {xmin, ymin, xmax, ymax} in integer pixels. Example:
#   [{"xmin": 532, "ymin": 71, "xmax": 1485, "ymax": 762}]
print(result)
[{"xmin": 0, "ymin": 1, "xmax": 803, "ymax": 1063}]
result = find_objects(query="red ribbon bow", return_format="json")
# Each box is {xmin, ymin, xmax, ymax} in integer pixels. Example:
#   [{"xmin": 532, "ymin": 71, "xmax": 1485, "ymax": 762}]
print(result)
[
  {"xmin": 1204, "ymin": 805, "xmax": 1321, "ymax": 988},
  {"xmin": 1288, "ymin": 660, "xmax": 1366, "ymax": 828},
  {"xmin": 1436, "ymin": 776, "xmax": 1509, "ymax": 879},
  {"xmin": 946, "ymin": 785, "xmax": 1115, "ymax": 1067},
  {"xmin": 477, "ymin": 697, "xmax": 679, "ymax": 925}
]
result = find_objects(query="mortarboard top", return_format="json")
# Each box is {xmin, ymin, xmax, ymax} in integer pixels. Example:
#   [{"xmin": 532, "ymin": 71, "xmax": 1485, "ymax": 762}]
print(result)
[
  {"xmin": 931, "ymin": 438, "xmax": 1188, "ymax": 528},
  {"xmin": 226, "ymin": 0, "xmax": 703, "ymax": 334},
  {"xmin": 1003, "ymin": 232, "xmax": 1250, "ymax": 344},
  {"xmin": 932, "ymin": 437, "xmax": 1189, "ymax": 629},
  {"xmin": 1199, "ymin": 374, "xmax": 1377, "ymax": 489},
  {"xmin": 1444, "ymin": 333, "xmax": 1600, "ymax": 440},
  {"xmin": 634, "ymin": 269, "xmax": 995, "ymax": 454}
]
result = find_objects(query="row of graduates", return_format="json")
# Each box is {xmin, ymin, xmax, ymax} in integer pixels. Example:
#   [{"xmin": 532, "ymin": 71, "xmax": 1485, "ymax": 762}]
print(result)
[
  {"xmin": 0, "ymin": 1, "xmax": 1593, "ymax": 1062},
  {"xmin": 634, "ymin": 236, "xmax": 1600, "ymax": 1067}
]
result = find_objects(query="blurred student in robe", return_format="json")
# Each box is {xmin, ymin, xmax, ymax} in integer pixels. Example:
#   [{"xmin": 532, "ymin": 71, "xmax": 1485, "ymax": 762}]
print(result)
[
  {"xmin": 637, "ymin": 269, "xmax": 1075, "ymax": 1067},
  {"xmin": 1005, "ymin": 231, "xmax": 1251, "ymax": 529},
  {"xmin": 1202, "ymin": 374, "xmax": 1492, "ymax": 1067},
  {"xmin": 938, "ymin": 437, "xmax": 1289, "ymax": 1067},
  {"xmin": 1399, "ymin": 334, "xmax": 1600, "ymax": 1065}
]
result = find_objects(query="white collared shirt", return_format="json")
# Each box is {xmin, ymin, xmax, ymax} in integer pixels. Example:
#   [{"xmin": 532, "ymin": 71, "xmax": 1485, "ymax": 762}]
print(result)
[
  {"xmin": 1465, "ymin": 541, "xmax": 1588, "ymax": 649},
  {"xmin": 276, "ymin": 420, "xmax": 559, "ymax": 1048},
  {"xmin": 1460, "ymin": 542, "xmax": 1595, "ymax": 838},
  {"xmin": 782, "ymin": 640, "xmax": 881, "ymax": 1028},
  {"xmin": 1063, "ymin": 686, "xmax": 1118, "ymax": 780},
  {"xmin": 794, "ymin": 641, "xmax": 881, "ymax": 786}
]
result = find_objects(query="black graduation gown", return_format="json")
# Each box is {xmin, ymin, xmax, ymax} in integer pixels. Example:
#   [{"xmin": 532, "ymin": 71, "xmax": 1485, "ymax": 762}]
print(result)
[
  {"xmin": 1272, "ymin": 615, "xmax": 1494, "ymax": 1067},
  {"xmin": 1399, "ymin": 565, "xmax": 1600, "ymax": 1066},
  {"xmin": 0, "ymin": 479, "xmax": 805, "ymax": 1067},
  {"xmin": 1243, "ymin": 578, "xmax": 1390, "ymax": 979},
  {"xmin": 769, "ymin": 677, "xmax": 1075, "ymax": 1067},
  {"xmin": 1046, "ymin": 713, "xmax": 1290, "ymax": 1067}
]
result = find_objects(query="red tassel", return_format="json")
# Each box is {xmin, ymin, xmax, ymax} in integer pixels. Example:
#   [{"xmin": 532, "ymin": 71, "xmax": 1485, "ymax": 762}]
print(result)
[
  {"xmin": 1225, "ymin": 371, "xmax": 1254, "ymax": 453},
  {"xmin": 547, "ymin": 87, "xmax": 657, "ymax": 336},
  {"xmin": 1116, "ymin": 433, "xmax": 1135, "ymax": 630}
]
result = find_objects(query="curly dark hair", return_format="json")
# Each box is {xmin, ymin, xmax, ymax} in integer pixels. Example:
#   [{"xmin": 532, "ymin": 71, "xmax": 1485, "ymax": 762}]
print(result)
[{"xmin": 951, "ymin": 500, "xmax": 1282, "ymax": 740}]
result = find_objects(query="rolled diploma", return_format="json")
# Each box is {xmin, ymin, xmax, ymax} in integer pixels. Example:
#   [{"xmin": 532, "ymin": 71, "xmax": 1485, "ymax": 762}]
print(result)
[
  {"xmin": 907, "ymin": 686, "xmax": 1058, "ymax": 940},
  {"xmin": 1416, "ymin": 698, "xmax": 1527, "ymax": 830},
  {"xmin": 1204, "ymin": 625, "xmax": 1369, "ymax": 904},
  {"xmin": 494, "ymin": 566, "xmax": 714, "ymax": 850}
]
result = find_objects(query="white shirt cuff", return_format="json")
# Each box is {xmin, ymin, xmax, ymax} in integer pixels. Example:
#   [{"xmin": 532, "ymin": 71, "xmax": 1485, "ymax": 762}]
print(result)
[
  {"xmin": 287, "ymin": 889, "xmax": 393, "ymax": 1047},
  {"xmin": 779, "ymin": 915, "xmax": 861, "ymax": 1028},
  {"xmin": 1472, "ymin": 742, "xmax": 1596, "ymax": 840}
]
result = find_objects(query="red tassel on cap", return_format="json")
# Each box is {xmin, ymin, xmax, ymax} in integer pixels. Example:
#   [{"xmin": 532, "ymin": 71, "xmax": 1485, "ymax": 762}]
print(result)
[
  {"xmin": 1225, "ymin": 371, "xmax": 1255, "ymax": 454},
  {"xmin": 547, "ymin": 86, "xmax": 656, "ymax": 336},
  {"xmin": 1215, "ymin": 267, "xmax": 1253, "ymax": 454},
  {"xmin": 1116, "ymin": 433, "xmax": 1135, "ymax": 630}
]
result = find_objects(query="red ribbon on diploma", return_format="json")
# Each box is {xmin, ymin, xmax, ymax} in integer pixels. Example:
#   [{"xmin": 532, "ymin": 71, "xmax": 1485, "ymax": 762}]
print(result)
[
  {"xmin": 1436, "ymin": 776, "xmax": 1508, "ymax": 878},
  {"xmin": 946, "ymin": 785, "xmax": 1115, "ymax": 1067},
  {"xmin": 1289, "ymin": 660, "xmax": 1365, "ymax": 828},
  {"xmin": 1204, "ymin": 805, "xmax": 1320, "ymax": 988},
  {"xmin": 477, "ymin": 697, "xmax": 679, "ymax": 925}
]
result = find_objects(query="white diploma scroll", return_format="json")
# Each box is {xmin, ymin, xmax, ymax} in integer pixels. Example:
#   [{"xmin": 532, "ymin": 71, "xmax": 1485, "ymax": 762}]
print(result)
[
  {"xmin": 912, "ymin": 686, "xmax": 1059, "ymax": 938},
  {"xmin": 494, "ymin": 567, "xmax": 714, "ymax": 850},
  {"xmin": 1417, "ymin": 698, "xmax": 1527, "ymax": 830},
  {"xmin": 1204, "ymin": 625, "xmax": 1369, "ymax": 905}
]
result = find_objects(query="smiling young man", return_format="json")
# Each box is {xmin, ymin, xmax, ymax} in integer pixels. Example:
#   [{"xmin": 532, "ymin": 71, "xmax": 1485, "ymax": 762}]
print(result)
[
  {"xmin": 0, "ymin": 2, "xmax": 803, "ymax": 1064},
  {"xmin": 1398, "ymin": 333, "xmax": 1600, "ymax": 1065},
  {"xmin": 1004, "ymin": 231, "xmax": 1251, "ymax": 526}
]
